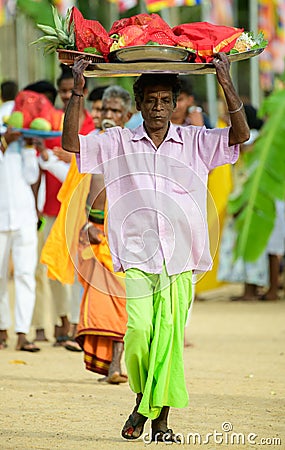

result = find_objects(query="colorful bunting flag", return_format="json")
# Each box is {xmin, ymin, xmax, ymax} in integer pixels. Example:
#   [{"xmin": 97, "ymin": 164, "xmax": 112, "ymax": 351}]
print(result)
[
  {"xmin": 119, "ymin": 0, "xmax": 138, "ymax": 12},
  {"xmin": 0, "ymin": 0, "xmax": 5, "ymax": 26},
  {"xmin": 0, "ymin": 0, "xmax": 16, "ymax": 26},
  {"xmin": 107, "ymin": 0, "xmax": 138, "ymax": 13},
  {"xmin": 258, "ymin": 0, "xmax": 285, "ymax": 88},
  {"xmin": 145, "ymin": 0, "xmax": 201, "ymax": 13},
  {"xmin": 276, "ymin": 0, "xmax": 285, "ymax": 41}
]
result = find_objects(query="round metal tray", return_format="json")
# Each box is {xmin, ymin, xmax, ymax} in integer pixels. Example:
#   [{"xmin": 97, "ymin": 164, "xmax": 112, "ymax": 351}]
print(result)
[
  {"xmin": 108, "ymin": 45, "xmax": 194, "ymax": 63},
  {"xmin": 228, "ymin": 47, "xmax": 265, "ymax": 62},
  {"xmin": 56, "ymin": 46, "xmax": 265, "ymax": 77}
]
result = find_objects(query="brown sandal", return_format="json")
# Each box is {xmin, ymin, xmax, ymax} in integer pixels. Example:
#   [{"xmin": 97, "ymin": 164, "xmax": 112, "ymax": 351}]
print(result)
[
  {"xmin": 17, "ymin": 342, "xmax": 40, "ymax": 352},
  {"xmin": 121, "ymin": 412, "xmax": 147, "ymax": 440},
  {"xmin": 152, "ymin": 428, "xmax": 181, "ymax": 443}
]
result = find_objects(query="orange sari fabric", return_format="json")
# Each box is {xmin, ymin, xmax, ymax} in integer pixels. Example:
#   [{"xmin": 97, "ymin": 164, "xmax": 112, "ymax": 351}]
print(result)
[{"xmin": 76, "ymin": 223, "xmax": 127, "ymax": 376}]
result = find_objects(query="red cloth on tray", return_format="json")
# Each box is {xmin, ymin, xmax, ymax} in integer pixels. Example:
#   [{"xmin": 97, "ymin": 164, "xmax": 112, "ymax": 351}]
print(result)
[
  {"xmin": 109, "ymin": 13, "xmax": 169, "ymax": 35},
  {"xmin": 71, "ymin": 7, "xmax": 112, "ymax": 58},
  {"xmin": 108, "ymin": 13, "xmax": 177, "ymax": 47},
  {"xmin": 172, "ymin": 22, "xmax": 244, "ymax": 62}
]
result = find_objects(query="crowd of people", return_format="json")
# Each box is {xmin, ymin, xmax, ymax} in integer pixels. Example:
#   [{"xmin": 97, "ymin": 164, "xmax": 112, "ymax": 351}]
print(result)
[{"xmin": 0, "ymin": 53, "xmax": 284, "ymax": 442}]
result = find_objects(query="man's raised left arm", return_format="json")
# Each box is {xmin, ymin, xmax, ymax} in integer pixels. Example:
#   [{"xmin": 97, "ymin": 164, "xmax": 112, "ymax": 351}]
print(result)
[{"xmin": 213, "ymin": 53, "xmax": 250, "ymax": 146}]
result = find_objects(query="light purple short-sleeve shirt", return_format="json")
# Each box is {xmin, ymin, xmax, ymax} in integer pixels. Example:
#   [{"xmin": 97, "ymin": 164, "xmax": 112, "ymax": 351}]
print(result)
[{"xmin": 78, "ymin": 123, "xmax": 239, "ymax": 275}]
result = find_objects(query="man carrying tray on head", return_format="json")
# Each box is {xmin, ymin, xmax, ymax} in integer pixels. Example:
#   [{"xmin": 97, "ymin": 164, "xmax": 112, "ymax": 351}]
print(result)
[{"xmin": 62, "ymin": 52, "xmax": 249, "ymax": 442}]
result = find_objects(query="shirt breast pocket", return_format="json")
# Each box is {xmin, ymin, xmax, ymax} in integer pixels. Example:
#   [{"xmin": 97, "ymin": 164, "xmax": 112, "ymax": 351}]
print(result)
[{"xmin": 169, "ymin": 164, "xmax": 195, "ymax": 194}]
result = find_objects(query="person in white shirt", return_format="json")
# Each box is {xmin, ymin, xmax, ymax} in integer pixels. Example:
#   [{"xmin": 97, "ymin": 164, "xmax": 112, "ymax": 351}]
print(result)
[
  {"xmin": 26, "ymin": 79, "xmax": 76, "ymax": 345},
  {"xmin": 0, "ymin": 123, "xmax": 40, "ymax": 352},
  {"xmin": 0, "ymin": 81, "xmax": 18, "ymax": 134}
]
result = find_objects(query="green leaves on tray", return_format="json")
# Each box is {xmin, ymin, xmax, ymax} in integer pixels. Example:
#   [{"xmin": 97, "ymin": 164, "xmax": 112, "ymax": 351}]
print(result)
[
  {"xmin": 83, "ymin": 47, "xmax": 103, "ymax": 55},
  {"xmin": 145, "ymin": 41, "xmax": 161, "ymax": 46}
]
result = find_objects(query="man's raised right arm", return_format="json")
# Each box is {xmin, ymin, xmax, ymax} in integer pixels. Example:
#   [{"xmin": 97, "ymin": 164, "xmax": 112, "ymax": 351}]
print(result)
[{"xmin": 62, "ymin": 57, "xmax": 91, "ymax": 153}]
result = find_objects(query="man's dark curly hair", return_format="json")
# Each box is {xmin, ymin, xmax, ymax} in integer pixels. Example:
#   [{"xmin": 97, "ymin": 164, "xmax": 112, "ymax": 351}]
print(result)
[{"xmin": 133, "ymin": 74, "xmax": 181, "ymax": 108}]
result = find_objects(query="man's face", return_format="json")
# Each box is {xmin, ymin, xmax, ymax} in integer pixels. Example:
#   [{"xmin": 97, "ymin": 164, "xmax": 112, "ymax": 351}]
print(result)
[
  {"xmin": 137, "ymin": 84, "xmax": 174, "ymax": 131},
  {"xmin": 101, "ymin": 97, "xmax": 129, "ymax": 128},
  {"xmin": 91, "ymin": 99, "xmax": 103, "ymax": 129},
  {"xmin": 58, "ymin": 78, "xmax": 74, "ymax": 111},
  {"xmin": 171, "ymin": 92, "xmax": 194, "ymax": 125}
]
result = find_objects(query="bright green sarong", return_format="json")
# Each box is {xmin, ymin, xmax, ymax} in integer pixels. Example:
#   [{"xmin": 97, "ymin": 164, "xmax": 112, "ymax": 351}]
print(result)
[{"xmin": 124, "ymin": 265, "xmax": 192, "ymax": 420}]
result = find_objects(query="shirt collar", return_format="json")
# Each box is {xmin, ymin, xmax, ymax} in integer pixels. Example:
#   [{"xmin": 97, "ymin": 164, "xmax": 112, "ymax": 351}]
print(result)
[{"xmin": 132, "ymin": 122, "xmax": 183, "ymax": 144}]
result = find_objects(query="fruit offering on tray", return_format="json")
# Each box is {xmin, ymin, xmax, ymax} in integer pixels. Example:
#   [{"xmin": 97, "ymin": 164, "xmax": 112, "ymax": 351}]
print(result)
[
  {"xmin": 229, "ymin": 31, "xmax": 267, "ymax": 54},
  {"xmin": 32, "ymin": 7, "xmax": 267, "ymax": 64},
  {"xmin": 32, "ymin": 5, "xmax": 110, "ymax": 61},
  {"xmin": 5, "ymin": 91, "xmax": 63, "ymax": 134},
  {"xmin": 109, "ymin": 16, "xmax": 246, "ymax": 62},
  {"xmin": 109, "ymin": 14, "xmax": 178, "ymax": 51}
]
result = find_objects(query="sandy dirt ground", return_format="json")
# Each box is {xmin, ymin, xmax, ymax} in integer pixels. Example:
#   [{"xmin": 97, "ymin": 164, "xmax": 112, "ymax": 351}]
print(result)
[{"xmin": 0, "ymin": 283, "xmax": 284, "ymax": 450}]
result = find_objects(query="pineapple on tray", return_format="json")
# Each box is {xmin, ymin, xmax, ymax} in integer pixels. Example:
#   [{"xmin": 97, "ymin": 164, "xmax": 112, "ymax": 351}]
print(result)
[
  {"xmin": 32, "ymin": 6, "xmax": 111, "ymax": 64},
  {"xmin": 32, "ymin": 6, "xmax": 75, "ymax": 54}
]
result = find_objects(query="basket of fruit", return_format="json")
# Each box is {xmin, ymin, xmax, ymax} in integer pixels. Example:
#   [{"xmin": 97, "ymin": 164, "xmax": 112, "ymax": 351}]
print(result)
[
  {"xmin": 56, "ymin": 49, "xmax": 104, "ymax": 65},
  {"xmin": 4, "ymin": 90, "xmax": 63, "ymax": 138},
  {"xmin": 32, "ymin": 6, "xmax": 109, "ymax": 65}
]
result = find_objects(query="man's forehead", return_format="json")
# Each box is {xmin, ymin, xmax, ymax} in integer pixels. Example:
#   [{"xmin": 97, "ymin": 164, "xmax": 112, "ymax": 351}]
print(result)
[
  {"xmin": 144, "ymin": 85, "xmax": 173, "ymax": 96},
  {"xmin": 103, "ymin": 97, "xmax": 123, "ymax": 107},
  {"xmin": 92, "ymin": 99, "xmax": 102, "ymax": 107}
]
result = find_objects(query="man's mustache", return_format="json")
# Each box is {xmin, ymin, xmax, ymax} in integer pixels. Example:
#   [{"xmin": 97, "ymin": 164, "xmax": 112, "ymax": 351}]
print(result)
[{"xmin": 101, "ymin": 119, "xmax": 116, "ymax": 130}]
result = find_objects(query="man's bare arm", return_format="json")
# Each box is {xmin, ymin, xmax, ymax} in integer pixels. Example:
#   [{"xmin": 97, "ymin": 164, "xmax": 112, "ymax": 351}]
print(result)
[
  {"xmin": 213, "ymin": 53, "xmax": 250, "ymax": 146},
  {"xmin": 61, "ymin": 56, "xmax": 91, "ymax": 153}
]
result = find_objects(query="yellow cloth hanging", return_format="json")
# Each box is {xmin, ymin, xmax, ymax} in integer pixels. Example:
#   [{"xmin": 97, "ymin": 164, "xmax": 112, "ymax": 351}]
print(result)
[
  {"xmin": 40, "ymin": 155, "xmax": 91, "ymax": 284},
  {"xmin": 196, "ymin": 118, "xmax": 233, "ymax": 292}
]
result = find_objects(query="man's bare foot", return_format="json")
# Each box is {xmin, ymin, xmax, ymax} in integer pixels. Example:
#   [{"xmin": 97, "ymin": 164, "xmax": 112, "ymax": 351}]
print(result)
[
  {"xmin": 98, "ymin": 372, "xmax": 128, "ymax": 384},
  {"xmin": 108, "ymin": 372, "xmax": 128, "ymax": 383}
]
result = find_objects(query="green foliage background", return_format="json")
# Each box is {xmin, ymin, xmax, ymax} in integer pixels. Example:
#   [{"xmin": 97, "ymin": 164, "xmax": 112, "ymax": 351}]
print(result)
[{"xmin": 228, "ymin": 87, "xmax": 285, "ymax": 261}]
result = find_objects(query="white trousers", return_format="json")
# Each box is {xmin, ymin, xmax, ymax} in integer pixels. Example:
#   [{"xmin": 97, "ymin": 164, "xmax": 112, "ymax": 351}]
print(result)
[{"xmin": 0, "ymin": 224, "xmax": 37, "ymax": 333}]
